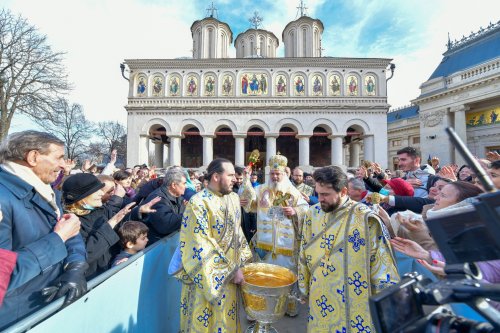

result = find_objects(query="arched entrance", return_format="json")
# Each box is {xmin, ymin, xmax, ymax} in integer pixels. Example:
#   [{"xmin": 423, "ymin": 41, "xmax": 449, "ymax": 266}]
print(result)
[
  {"xmin": 181, "ymin": 126, "xmax": 202, "ymax": 167},
  {"xmin": 245, "ymin": 126, "xmax": 266, "ymax": 170},
  {"xmin": 148, "ymin": 125, "xmax": 169, "ymax": 167},
  {"xmin": 310, "ymin": 126, "xmax": 332, "ymax": 167},
  {"xmin": 277, "ymin": 126, "xmax": 299, "ymax": 169},
  {"xmin": 214, "ymin": 127, "xmax": 235, "ymax": 163},
  {"xmin": 345, "ymin": 126, "xmax": 364, "ymax": 167}
]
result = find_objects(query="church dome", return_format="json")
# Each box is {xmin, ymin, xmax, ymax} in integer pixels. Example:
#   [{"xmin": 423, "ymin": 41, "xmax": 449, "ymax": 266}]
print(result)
[
  {"xmin": 235, "ymin": 29, "xmax": 279, "ymax": 58},
  {"xmin": 190, "ymin": 17, "xmax": 233, "ymax": 59},
  {"xmin": 282, "ymin": 15, "xmax": 324, "ymax": 57}
]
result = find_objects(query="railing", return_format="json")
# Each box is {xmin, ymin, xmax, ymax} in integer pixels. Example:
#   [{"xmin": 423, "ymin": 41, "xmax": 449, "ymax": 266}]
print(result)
[{"xmin": 3, "ymin": 233, "xmax": 182, "ymax": 333}]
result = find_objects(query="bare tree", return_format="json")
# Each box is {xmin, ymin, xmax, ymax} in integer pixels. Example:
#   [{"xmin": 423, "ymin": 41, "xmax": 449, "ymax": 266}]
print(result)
[
  {"xmin": 0, "ymin": 9, "xmax": 70, "ymax": 141},
  {"xmin": 38, "ymin": 98, "xmax": 93, "ymax": 160},
  {"xmin": 96, "ymin": 120, "xmax": 127, "ymax": 161}
]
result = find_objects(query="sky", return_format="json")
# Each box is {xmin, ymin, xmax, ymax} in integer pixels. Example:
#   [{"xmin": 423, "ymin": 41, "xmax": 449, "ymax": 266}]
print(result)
[{"xmin": 2, "ymin": 0, "xmax": 500, "ymax": 133}]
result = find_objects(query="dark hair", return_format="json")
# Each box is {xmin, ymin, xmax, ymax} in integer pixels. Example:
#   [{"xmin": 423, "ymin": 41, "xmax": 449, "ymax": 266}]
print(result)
[
  {"xmin": 235, "ymin": 166, "xmax": 244, "ymax": 175},
  {"xmin": 396, "ymin": 146, "xmax": 421, "ymax": 159},
  {"xmin": 118, "ymin": 221, "xmax": 149, "ymax": 248},
  {"xmin": 113, "ymin": 170, "xmax": 132, "ymax": 181},
  {"xmin": 313, "ymin": 166, "xmax": 348, "ymax": 192},
  {"xmin": 206, "ymin": 158, "xmax": 232, "ymax": 182},
  {"xmin": 456, "ymin": 165, "xmax": 472, "ymax": 181},
  {"xmin": 490, "ymin": 160, "xmax": 500, "ymax": 170},
  {"xmin": 448, "ymin": 181, "xmax": 483, "ymax": 203},
  {"xmin": 427, "ymin": 175, "xmax": 453, "ymax": 191}
]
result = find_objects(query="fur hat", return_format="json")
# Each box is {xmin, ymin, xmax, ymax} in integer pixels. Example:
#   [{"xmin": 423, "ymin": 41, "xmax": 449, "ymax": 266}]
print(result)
[{"xmin": 62, "ymin": 173, "xmax": 105, "ymax": 205}]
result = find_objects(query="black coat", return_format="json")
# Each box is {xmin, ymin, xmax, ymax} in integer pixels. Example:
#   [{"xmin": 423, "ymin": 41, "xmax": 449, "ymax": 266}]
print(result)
[
  {"xmin": 393, "ymin": 196, "xmax": 435, "ymax": 214},
  {"xmin": 142, "ymin": 186, "xmax": 185, "ymax": 245},
  {"xmin": 77, "ymin": 196, "xmax": 123, "ymax": 279}
]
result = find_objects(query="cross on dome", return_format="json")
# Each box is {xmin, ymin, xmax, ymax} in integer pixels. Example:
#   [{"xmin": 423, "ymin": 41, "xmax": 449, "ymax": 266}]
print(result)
[{"xmin": 249, "ymin": 11, "xmax": 263, "ymax": 29}]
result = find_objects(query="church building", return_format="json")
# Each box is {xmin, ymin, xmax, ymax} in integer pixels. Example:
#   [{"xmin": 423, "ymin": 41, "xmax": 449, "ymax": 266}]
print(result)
[
  {"xmin": 388, "ymin": 21, "xmax": 500, "ymax": 167},
  {"xmin": 124, "ymin": 5, "xmax": 394, "ymax": 172}
]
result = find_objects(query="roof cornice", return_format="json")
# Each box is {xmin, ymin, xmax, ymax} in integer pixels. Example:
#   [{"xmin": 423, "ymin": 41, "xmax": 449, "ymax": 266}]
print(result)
[{"xmin": 125, "ymin": 57, "xmax": 392, "ymax": 69}]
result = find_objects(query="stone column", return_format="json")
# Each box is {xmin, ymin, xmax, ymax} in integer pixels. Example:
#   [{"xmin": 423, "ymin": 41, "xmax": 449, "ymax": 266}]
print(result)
[
  {"xmin": 349, "ymin": 140, "xmax": 361, "ymax": 167},
  {"xmin": 265, "ymin": 135, "xmax": 278, "ymax": 165},
  {"xmin": 169, "ymin": 136, "xmax": 182, "ymax": 166},
  {"xmin": 234, "ymin": 135, "xmax": 246, "ymax": 167},
  {"xmin": 163, "ymin": 144, "xmax": 169, "ymax": 167},
  {"xmin": 452, "ymin": 105, "xmax": 469, "ymax": 165},
  {"xmin": 202, "ymin": 135, "xmax": 214, "ymax": 167},
  {"xmin": 139, "ymin": 135, "xmax": 149, "ymax": 165},
  {"xmin": 297, "ymin": 135, "xmax": 311, "ymax": 167},
  {"xmin": 154, "ymin": 142, "xmax": 163, "ymax": 167},
  {"xmin": 363, "ymin": 135, "xmax": 375, "ymax": 162},
  {"xmin": 329, "ymin": 135, "xmax": 344, "ymax": 166}
]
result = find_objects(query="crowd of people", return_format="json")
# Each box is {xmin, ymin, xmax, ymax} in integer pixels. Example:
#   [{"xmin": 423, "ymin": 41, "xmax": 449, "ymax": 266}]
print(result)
[{"xmin": 0, "ymin": 129, "xmax": 499, "ymax": 332}]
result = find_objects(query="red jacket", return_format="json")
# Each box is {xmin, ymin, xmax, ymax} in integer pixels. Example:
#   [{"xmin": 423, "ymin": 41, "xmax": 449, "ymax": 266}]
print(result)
[{"xmin": 0, "ymin": 249, "xmax": 17, "ymax": 306}]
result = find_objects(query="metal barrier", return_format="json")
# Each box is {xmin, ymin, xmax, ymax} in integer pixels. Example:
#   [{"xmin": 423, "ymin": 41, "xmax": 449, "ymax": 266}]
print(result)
[{"xmin": 3, "ymin": 232, "xmax": 181, "ymax": 333}]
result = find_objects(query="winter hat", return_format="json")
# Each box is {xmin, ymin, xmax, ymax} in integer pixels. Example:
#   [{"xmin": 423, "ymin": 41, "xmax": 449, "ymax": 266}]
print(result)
[
  {"xmin": 62, "ymin": 173, "xmax": 105, "ymax": 205},
  {"xmin": 384, "ymin": 178, "xmax": 414, "ymax": 197}
]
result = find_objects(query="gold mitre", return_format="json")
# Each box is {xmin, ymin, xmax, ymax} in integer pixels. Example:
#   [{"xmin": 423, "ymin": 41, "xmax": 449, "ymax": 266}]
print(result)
[{"xmin": 269, "ymin": 153, "xmax": 287, "ymax": 172}]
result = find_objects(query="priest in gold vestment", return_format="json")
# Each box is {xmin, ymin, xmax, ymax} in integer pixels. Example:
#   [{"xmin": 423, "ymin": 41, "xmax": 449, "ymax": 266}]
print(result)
[
  {"xmin": 241, "ymin": 154, "xmax": 309, "ymax": 316},
  {"xmin": 299, "ymin": 166, "xmax": 399, "ymax": 333},
  {"xmin": 179, "ymin": 159, "xmax": 252, "ymax": 333}
]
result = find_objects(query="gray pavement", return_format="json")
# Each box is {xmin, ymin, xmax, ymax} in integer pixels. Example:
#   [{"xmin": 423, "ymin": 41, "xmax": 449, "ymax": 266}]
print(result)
[{"xmin": 239, "ymin": 302, "xmax": 308, "ymax": 333}]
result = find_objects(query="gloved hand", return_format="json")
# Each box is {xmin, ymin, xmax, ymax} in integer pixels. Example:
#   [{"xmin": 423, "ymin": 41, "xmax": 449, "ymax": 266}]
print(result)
[{"xmin": 41, "ymin": 261, "xmax": 88, "ymax": 306}]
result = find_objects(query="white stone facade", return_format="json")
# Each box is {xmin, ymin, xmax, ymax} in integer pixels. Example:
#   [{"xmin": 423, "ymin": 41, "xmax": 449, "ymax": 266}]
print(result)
[
  {"xmin": 125, "ymin": 14, "xmax": 392, "ymax": 173},
  {"xmin": 415, "ymin": 57, "xmax": 500, "ymax": 166},
  {"xmin": 125, "ymin": 57, "xmax": 390, "ymax": 171}
]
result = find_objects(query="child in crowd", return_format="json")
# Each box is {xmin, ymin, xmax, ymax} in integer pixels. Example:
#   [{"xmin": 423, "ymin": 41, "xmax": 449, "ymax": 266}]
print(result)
[{"xmin": 113, "ymin": 221, "xmax": 149, "ymax": 266}]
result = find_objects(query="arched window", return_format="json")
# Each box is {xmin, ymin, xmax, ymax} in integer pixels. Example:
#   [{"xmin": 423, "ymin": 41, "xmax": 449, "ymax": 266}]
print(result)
[
  {"xmin": 302, "ymin": 28, "xmax": 307, "ymax": 57},
  {"xmin": 208, "ymin": 28, "xmax": 214, "ymax": 58}
]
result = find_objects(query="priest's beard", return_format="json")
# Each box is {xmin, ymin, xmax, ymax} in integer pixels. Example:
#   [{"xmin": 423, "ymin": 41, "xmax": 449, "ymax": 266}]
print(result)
[
  {"xmin": 269, "ymin": 179, "xmax": 287, "ymax": 193},
  {"xmin": 321, "ymin": 196, "xmax": 342, "ymax": 213}
]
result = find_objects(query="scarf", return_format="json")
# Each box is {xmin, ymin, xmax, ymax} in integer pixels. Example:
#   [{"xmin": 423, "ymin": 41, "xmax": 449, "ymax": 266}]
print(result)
[
  {"xmin": 2, "ymin": 161, "xmax": 60, "ymax": 218},
  {"xmin": 425, "ymin": 198, "xmax": 476, "ymax": 219}
]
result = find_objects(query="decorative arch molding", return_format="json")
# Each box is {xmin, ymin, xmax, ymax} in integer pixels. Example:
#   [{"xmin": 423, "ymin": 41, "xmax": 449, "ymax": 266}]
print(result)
[
  {"xmin": 274, "ymin": 117, "xmax": 304, "ymax": 133},
  {"xmin": 328, "ymin": 71, "xmax": 344, "ymax": 96},
  {"xmin": 342, "ymin": 119, "xmax": 371, "ymax": 134},
  {"xmin": 345, "ymin": 71, "xmax": 362, "ymax": 97},
  {"xmin": 308, "ymin": 118, "xmax": 338, "ymax": 133},
  {"xmin": 135, "ymin": 72, "xmax": 148, "ymax": 97},
  {"xmin": 150, "ymin": 72, "xmax": 165, "ymax": 97},
  {"xmin": 141, "ymin": 118, "xmax": 172, "ymax": 135},
  {"xmin": 308, "ymin": 71, "xmax": 327, "ymax": 96},
  {"xmin": 243, "ymin": 119, "xmax": 271, "ymax": 133},
  {"xmin": 211, "ymin": 119, "xmax": 238, "ymax": 134},
  {"xmin": 363, "ymin": 72, "xmax": 379, "ymax": 97},
  {"xmin": 178, "ymin": 119, "xmax": 206, "ymax": 136}
]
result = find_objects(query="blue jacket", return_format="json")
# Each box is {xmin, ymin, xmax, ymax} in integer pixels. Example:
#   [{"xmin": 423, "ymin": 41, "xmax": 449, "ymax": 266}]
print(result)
[{"xmin": 0, "ymin": 166, "xmax": 86, "ymax": 329}]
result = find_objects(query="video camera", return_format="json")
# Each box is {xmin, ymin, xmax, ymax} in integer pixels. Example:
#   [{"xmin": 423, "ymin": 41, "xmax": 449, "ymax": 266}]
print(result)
[{"xmin": 370, "ymin": 128, "xmax": 500, "ymax": 332}]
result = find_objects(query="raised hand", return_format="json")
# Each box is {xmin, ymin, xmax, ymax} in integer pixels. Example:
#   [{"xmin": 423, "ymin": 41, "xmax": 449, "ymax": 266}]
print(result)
[
  {"xmin": 108, "ymin": 202, "xmax": 136, "ymax": 228},
  {"xmin": 371, "ymin": 162, "xmax": 382, "ymax": 175},
  {"xmin": 64, "ymin": 159, "xmax": 77, "ymax": 175},
  {"xmin": 486, "ymin": 151, "xmax": 500, "ymax": 162},
  {"xmin": 417, "ymin": 259, "xmax": 446, "ymax": 277},
  {"xmin": 390, "ymin": 237, "xmax": 431, "ymax": 262},
  {"xmin": 438, "ymin": 165, "xmax": 457, "ymax": 181},
  {"xmin": 139, "ymin": 196, "xmax": 161, "ymax": 214}
]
